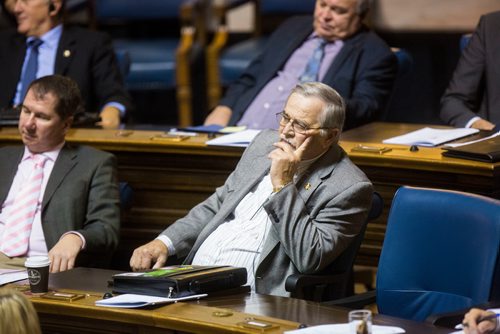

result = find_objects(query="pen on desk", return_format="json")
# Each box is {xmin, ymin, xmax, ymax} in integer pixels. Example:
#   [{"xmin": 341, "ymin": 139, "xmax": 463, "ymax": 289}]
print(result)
[
  {"xmin": 463, "ymin": 313, "xmax": 500, "ymax": 327},
  {"xmin": 478, "ymin": 313, "xmax": 500, "ymax": 323}
]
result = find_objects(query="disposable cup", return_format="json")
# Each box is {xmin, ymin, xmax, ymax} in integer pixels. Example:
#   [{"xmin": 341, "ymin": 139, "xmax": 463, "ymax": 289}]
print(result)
[{"xmin": 25, "ymin": 256, "xmax": 50, "ymax": 294}]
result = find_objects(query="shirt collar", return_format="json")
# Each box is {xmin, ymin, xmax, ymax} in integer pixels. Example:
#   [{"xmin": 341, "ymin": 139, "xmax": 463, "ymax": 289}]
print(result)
[
  {"xmin": 22, "ymin": 141, "xmax": 65, "ymax": 163},
  {"xmin": 27, "ymin": 24, "xmax": 62, "ymax": 49}
]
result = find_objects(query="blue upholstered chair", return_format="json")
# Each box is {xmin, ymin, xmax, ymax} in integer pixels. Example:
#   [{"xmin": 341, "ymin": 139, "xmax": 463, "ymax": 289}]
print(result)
[
  {"xmin": 380, "ymin": 47, "xmax": 414, "ymax": 122},
  {"xmin": 206, "ymin": 0, "xmax": 316, "ymax": 109},
  {"xmin": 90, "ymin": 0, "xmax": 208, "ymax": 126},
  {"xmin": 460, "ymin": 33, "xmax": 472, "ymax": 52},
  {"xmin": 285, "ymin": 191, "xmax": 384, "ymax": 302},
  {"xmin": 325, "ymin": 186, "xmax": 500, "ymax": 322}
]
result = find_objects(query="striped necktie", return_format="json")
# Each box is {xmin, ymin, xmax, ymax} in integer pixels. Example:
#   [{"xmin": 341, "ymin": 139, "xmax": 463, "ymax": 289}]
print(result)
[
  {"xmin": 19, "ymin": 38, "xmax": 43, "ymax": 102},
  {"xmin": 0, "ymin": 154, "xmax": 48, "ymax": 257},
  {"xmin": 299, "ymin": 38, "xmax": 327, "ymax": 83}
]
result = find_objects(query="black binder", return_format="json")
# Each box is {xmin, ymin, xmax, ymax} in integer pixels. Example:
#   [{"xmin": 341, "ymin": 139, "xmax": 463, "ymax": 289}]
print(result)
[
  {"xmin": 442, "ymin": 137, "xmax": 500, "ymax": 163},
  {"xmin": 112, "ymin": 265, "xmax": 248, "ymax": 297}
]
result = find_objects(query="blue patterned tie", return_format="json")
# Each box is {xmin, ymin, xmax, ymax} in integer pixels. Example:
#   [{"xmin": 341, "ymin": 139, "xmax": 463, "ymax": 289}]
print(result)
[
  {"xmin": 20, "ymin": 38, "xmax": 43, "ymax": 102},
  {"xmin": 299, "ymin": 38, "xmax": 327, "ymax": 83}
]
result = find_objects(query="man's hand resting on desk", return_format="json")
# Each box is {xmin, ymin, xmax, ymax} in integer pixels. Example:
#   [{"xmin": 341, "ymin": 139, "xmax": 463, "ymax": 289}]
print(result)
[
  {"xmin": 48, "ymin": 233, "xmax": 83, "ymax": 273},
  {"xmin": 471, "ymin": 119, "xmax": 496, "ymax": 131},
  {"xmin": 462, "ymin": 308, "xmax": 499, "ymax": 334},
  {"xmin": 97, "ymin": 106, "xmax": 121, "ymax": 129},
  {"xmin": 204, "ymin": 105, "xmax": 232, "ymax": 126},
  {"xmin": 130, "ymin": 239, "xmax": 168, "ymax": 271}
]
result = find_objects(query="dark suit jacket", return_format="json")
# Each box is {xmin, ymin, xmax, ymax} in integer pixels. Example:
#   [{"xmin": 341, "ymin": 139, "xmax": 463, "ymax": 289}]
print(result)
[
  {"xmin": 440, "ymin": 11, "xmax": 500, "ymax": 128},
  {"xmin": 0, "ymin": 25, "xmax": 132, "ymax": 115},
  {"xmin": 162, "ymin": 130, "xmax": 373, "ymax": 296},
  {"xmin": 0, "ymin": 144, "xmax": 120, "ymax": 267},
  {"xmin": 220, "ymin": 16, "xmax": 397, "ymax": 130}
]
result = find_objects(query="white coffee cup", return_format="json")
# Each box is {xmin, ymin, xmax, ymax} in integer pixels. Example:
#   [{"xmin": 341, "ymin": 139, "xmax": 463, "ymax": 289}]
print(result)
[{"xmin": 25, "ymin": 256, "xmax": 50, "ymax": 268}]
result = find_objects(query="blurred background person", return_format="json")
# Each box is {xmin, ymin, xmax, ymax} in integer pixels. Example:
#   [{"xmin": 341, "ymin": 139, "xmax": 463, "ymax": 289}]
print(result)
[
  {"xmin": 0, "ymin": 0, "xmax": 132, "ymax": 128},
  {"xmin": 0, "ymin": 287, "xmax": 41, "ymax": 334},
  {"xmin": 440, "ymin": 11, "xmax": 500, "ymax": 131}
]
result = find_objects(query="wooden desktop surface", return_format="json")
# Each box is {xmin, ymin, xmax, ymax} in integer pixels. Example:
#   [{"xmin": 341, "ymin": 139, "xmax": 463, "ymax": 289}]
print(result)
[
  {"xmin": 17, "ymin": 267, "xmax": 451, "ymax": 334},
  {"xmin": 1, "ymin": 123, "xmax": 498, "ymax": 269}
]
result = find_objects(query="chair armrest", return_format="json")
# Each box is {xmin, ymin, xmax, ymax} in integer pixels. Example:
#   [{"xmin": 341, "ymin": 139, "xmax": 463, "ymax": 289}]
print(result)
[
  {"xmin": 322, "ymin": 290, "xmax": 376, "ymax": 309},
  {"xmin": 426, "ymin": 301, "xmax": 500, "ymax": 329},
  {"xmin": 285, "ymin": 272, "xmax": 348, "ymax": 302}
]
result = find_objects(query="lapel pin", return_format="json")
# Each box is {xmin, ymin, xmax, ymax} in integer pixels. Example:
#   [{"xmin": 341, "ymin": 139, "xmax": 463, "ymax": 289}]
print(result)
[
  {"xmin": 304, "ymin": 183, "xmax": 311, "ymax": 190},
  {"xmin": 63, "ymin": 50, "xmax": 71, "ymax": 58}
]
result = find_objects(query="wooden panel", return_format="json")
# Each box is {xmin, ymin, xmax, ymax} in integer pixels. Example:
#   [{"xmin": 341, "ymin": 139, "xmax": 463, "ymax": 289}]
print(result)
[{"xmin": 372, "ymin": 0, "xmax": 500, "ymax": 32}]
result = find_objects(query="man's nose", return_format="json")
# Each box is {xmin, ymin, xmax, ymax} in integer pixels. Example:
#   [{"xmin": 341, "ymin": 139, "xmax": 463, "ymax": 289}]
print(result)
[
  {"xmin": 25, "ymin": 114, "xmax": 36, "ymax": 128},
  {"xmin": 282, "ymin": 121, "xmax": 295, "ymax": 136}
]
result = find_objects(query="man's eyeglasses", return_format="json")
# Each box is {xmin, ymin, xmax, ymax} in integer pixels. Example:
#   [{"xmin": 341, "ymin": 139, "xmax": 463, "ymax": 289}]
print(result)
[{"xmin": 276, "ymin": 111, "xmax": 330, "ymax": 134}]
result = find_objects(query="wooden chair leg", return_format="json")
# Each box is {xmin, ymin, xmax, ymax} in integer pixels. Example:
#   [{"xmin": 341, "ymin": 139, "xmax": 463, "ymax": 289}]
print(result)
[
  {"xmin": 206, "ymin": 25, "xmax": 228, "ymax": 110},
  {"xmin": 176, "ymin": 26, "xmax": 195, "ymax": 127}
]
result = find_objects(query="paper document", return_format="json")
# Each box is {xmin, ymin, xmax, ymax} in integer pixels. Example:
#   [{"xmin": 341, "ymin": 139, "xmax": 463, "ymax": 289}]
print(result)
[
  {"xmin": 382, "ymin": 127, "xmax": 479, "ymax": 147},
  {"xmin": 444, "ymin": 130, "xmax": 500, "ymax": 148},
  {"xmin": 285, "ymin": 323, "xmax": 405, "ymax": 334},
  {"xmin": 95, "ymin": 293, "xmax": 207, "ymax": 308},
  {"xmin": 0, "ymin": 269, "xmax": 28, "ymax": 285},
  {"xmin": 206, "ymin": 129, "xmax": 261, "ymax": 147}
]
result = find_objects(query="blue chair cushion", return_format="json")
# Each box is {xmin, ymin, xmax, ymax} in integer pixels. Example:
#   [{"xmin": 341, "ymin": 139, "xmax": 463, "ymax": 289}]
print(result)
[
  {"xmin": 96, "ymin": 0, "xmax": 181, "ymax": 20},
  {"xmin": 114, "ymin": 39, "xmax": 178, "ymax": 90},
  {"xmin": 261, "ymin": 0, "xmax": 315, "ymax": 14},
  {"xmin": 220, "ymin": 37, "xmax": 268, "ymax": 85},
  {"xmin": 376, "ymin": 187, "xmax": 500, "ymax": 321}
]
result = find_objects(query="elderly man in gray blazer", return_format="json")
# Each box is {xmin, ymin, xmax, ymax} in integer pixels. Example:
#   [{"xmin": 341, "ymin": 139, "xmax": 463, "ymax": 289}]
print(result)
[{"xmin": 131, "ymin": 82, "xmax": 373, "ymax": 297}]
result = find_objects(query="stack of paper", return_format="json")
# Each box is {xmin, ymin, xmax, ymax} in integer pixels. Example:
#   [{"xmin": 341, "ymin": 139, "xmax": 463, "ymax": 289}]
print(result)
[
  {"xmin": 382, "ymin": 127, "xmax": 479, "ymax": 147},
  {"xmin": 206, "ymin": 129, "xmax": 261, "ymax": 147},
  {"xmin": 95, "ymin": 293, "xmax": 207, "ymax": 308},
  {"xmin": 0, "ymin": 269, "xmax": 28, "ymax": 285},
  {"xmin": 285, "ymin": 323, "xmax": 405, "ymax": 333}
]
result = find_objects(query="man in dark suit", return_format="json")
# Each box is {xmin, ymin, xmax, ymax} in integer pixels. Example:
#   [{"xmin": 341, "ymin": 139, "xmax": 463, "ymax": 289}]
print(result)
[
  {"xmin": 204, "ymin": 0, "xmax": 397, "ymax": 130},
  {"xmin": 0, "ymin": 75, "xmax": 120, "ymax": 272},
  {"xmin": 0, "ymin": 0, "xmax": 131, "ymax": 128},
  {"xmin": 440, "ymin": 11, "xmax": 500, "ymax": 131}
]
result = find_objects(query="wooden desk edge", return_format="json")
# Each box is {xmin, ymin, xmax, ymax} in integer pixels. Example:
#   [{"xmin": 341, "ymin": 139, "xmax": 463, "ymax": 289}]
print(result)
[{"xmin": 24, "ymin": 287, "xmax": 300, "ymax": 334}]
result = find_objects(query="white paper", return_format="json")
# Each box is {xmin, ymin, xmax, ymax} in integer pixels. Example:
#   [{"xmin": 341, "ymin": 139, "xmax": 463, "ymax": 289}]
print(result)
[
  {"xmin": 444, "ymin": 130, "xmax": 500, "ymax": 148},
  {"xmin": 95, "ymin": 293, "xmax": 207, "ymax": 308},
  {"xmin": 0, "ymin": 269, "xmax": 28, "ymax": 285},
  {"xmin": 206, "ymin": 129, "xmax": 261, "ymax": 147},
  {"xmin": 382, "ymin": 127, "xmax": 479, "ymax": 147},
  {"xmin": 285, "ymin": 323, "xmax": 405, "ymax": 334}
]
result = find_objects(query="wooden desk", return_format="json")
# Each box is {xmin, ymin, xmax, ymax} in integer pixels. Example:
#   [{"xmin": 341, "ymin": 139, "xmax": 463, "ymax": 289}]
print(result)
[
  {"xmin": 18, "ymin": 268, "xmax": 451, "ymax": 334},
  {"xmin": 1, "ymin": 123, "xmax": 498, "ymax": 269}
]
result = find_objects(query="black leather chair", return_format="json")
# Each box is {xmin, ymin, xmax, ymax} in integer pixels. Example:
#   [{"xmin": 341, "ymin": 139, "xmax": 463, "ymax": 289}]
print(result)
[{"xmin": 284, "ymin": 191, "xmax": 383, "ymax": 302}]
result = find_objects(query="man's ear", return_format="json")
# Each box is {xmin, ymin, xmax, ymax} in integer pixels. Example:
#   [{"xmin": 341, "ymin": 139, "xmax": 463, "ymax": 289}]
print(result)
[
  {"xmin": 48, "ymin": 0, "xmax": 62, "ymax": 16},
  {"xmin": 324, "ymin": 128, "xmax": 340, "ymax": 147},
  {"xmin": 63, "ymin": 116, "xmax": 73, "ymax": 134}
]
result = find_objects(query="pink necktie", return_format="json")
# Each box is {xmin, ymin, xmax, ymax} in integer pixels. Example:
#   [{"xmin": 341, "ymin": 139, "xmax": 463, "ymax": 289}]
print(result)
[{"xmin": 1, "ymin": 154, "xmax": 48, "ymax": 257}]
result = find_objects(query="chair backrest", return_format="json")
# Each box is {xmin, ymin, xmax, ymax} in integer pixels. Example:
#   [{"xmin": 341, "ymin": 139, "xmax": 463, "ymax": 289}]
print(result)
[
  {"xmin": 256, "ymin": 0, "xmax": 316, "ymax": 34},
  {"xmin": 460, "ymin": 33, "xmax": 472, "ymax": 52},
  {"xmin": 376, "ymin": 186, "xmax": 500, "ymax": 322},
  {"xmin": 94, "ymin": 0, "xmax": 182, "ymax": 21}
]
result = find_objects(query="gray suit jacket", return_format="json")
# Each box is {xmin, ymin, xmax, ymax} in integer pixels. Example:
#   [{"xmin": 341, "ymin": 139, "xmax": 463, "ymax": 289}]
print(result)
[
  {"xmin": 440, "ymin": 11, "xmax": 500, "ymax": 128},
  {"xmin": 162, "ymin": 130, "xmax": 373, "ymax": 296},
  {"xmin": 0, "ymin": 144, "xmax": 120, "ymax": 267}
]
